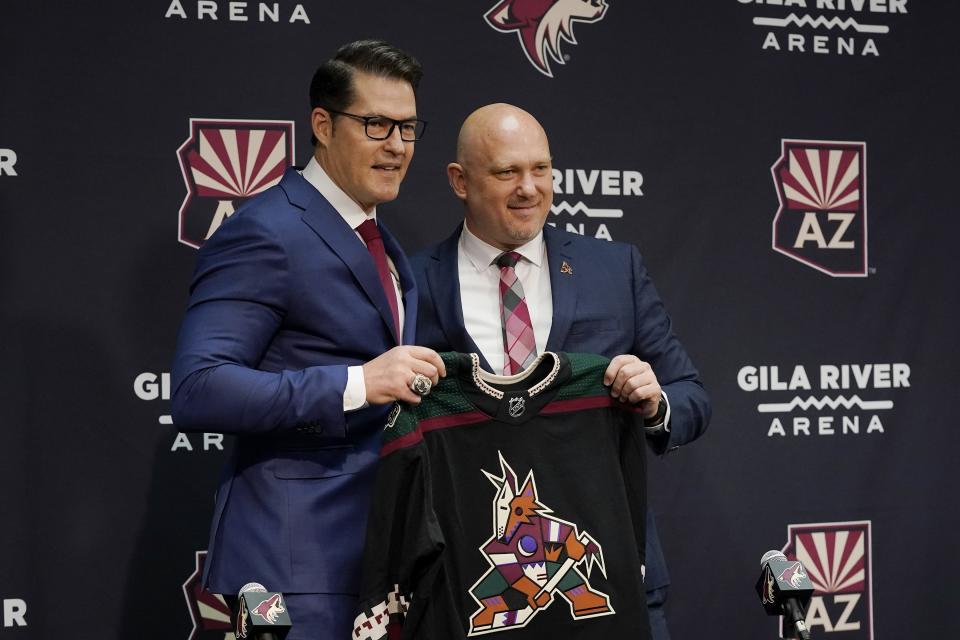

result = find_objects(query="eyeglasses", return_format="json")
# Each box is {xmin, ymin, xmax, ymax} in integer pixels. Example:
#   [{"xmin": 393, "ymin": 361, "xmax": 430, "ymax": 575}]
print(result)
[{"xmin": 325, "ymin": 109, "xmax": 427, "ymax": 142}]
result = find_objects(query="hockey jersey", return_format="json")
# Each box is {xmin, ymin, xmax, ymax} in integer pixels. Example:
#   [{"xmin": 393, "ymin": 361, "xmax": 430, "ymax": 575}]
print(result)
[{"xmin": 353, "ymin": 352, "xmax": 651, "ymax": 640}]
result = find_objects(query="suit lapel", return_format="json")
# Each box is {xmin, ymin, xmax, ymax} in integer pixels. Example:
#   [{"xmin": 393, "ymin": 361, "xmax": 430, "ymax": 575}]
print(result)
[
  {"xmin": 544, "ymin": 226, "xmax": 578, "ymax": 352},
  {"xmin": 428, "ymin": 226, "xmax": 490, "ymax": 370},
  {"xmin": 285, "ymin": 170, "xmax": 400, "ymax": 344}
]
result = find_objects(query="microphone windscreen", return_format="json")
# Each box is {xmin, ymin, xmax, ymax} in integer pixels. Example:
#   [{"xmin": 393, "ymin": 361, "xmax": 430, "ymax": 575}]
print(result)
[{"xmin": 238, "ymin": 582, "xmax": 268, "ymax": 596}]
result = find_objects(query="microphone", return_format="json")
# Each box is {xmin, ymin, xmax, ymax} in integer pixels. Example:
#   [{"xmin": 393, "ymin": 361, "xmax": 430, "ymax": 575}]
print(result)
[
  {"xmin": 755, "ymin": 550, "xmax": 815, "ymax": 640},
  {"xmin": 235, "ymin": 582, "xmax": 293, "ymax": 640}
]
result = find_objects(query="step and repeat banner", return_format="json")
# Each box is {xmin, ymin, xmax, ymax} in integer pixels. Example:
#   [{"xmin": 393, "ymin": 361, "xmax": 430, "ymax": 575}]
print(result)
[{"xmin": 2, "ymin": 1, "xmax": 957, "ymax": 638}]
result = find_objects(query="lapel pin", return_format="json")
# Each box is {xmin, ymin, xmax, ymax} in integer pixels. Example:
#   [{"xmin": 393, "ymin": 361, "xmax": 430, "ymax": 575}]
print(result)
[{"xmin": 560, "ymin": 261, "xmax": 574, "ymax": 275}]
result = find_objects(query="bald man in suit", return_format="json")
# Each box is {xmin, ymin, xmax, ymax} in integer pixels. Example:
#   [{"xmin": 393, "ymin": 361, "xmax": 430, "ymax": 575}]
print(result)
[{"xmin": 411, "ymin": 104, "xmax": 711, "ymax": 639}]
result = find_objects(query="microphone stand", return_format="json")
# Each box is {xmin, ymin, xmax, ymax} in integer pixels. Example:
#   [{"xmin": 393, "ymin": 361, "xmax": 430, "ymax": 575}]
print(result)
[{"xmin": 783, "ymin": 599, "xmax": 811, "ymax": 640}]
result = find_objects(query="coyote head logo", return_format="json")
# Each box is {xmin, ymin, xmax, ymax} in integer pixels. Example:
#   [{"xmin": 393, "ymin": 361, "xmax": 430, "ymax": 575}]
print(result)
[
  {"xmin": 482, "ymin": 452, "xmax": 547, "ymax": 543},
  {"xmin": 251, "ymin": 594, "xmax": 286, "ymax": 623},
  {"xmin": 778, "ymin": 561, "xmax": 807, "ymax": 589},
  {"xmin": 760, "ymin": 565, "xmax": 777, "ymax": 605},
  {"xmin": 484, "ymin": 0, "xmax": 608, "ymax": 77}
]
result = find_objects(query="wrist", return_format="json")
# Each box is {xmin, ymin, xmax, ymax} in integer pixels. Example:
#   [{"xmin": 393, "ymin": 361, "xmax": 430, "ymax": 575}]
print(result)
[{"xmin": 643, "ymin": 395, "xmax": 667, "ymax": 428}]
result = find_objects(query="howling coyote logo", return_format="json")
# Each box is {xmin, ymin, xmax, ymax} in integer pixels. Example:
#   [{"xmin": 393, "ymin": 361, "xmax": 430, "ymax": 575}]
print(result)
[
  {"xmin": 484, "ymin": 0, "xmax": 609, "ymax": 77},
  {"xmin": 778, "ymin": 561, "xmax": 808, "ymax": 589},
  {"xmin": 251, "ymin": 594, "xmax": 286, "ymax": 623}
]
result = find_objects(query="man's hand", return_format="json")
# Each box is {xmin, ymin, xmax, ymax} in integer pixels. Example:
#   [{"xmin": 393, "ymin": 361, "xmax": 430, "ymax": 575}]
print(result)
[
  {"xmin": 362, "ymin": 346, "xmax": 446, "ymax": 405},
  {"xmin": 603, "ymin": 354, "xmax": 662, "ymax": 418}
]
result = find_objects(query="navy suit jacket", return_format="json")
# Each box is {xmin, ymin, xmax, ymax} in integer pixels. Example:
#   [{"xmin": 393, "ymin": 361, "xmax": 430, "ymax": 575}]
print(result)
[
  {"xmin": 172, "ymin": 168, "xmax": 417, "ymax": 596},
  {"xmin": 411, "ymin": 223, "xmax": 711, "ymax": 592}
]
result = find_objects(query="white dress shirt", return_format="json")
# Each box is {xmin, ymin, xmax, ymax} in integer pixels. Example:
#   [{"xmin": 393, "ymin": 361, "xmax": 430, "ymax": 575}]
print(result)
[
  {"xmin": 458, "ymin": 222, "xmax": 553, "ymax": 375},
  {"xmin": 457, "ymin": 222, "xmax": 671, "ymax": 430},
  {"xmin": 300, "ymin": 157, "xmax": 404, "ymax": 411}
]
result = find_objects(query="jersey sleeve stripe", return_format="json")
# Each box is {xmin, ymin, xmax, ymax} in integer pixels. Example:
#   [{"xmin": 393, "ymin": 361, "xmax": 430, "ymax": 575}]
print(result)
[{"xmin": 381, "ymin": 410, "xmax": 490, "ymax": 457}]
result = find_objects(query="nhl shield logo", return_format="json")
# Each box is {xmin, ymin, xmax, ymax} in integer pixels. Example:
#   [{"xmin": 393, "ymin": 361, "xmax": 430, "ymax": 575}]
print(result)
[
  {"xmin": 176, "ymin": 118, "xmax": 295, "ymax": 249},
  {"xmin": 484, "ymin": 0, "xmax": 609, "ymax": 77},
  {"xmin": 780, "ymin": 521, "xmax": 874, "ymax": 639},
  {"xmin": 508, "ymin": 396, "xmax": 526, "ymax": 417},
  {"xmin": 770, "ymin": 140, "xmax": 868, "ymax": 277}
]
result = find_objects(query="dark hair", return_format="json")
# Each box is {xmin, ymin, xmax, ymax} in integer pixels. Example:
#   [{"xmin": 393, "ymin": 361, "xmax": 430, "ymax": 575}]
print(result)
[{"xmin": 309, "ymin": 39, "xmax": 423, "ymax": 146}]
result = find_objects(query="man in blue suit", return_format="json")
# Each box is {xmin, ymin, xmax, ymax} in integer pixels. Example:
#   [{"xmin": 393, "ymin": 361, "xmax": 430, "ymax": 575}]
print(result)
[
  {"xmin": 172, "ymin": 40, "xmax": 444, "ymax": 639},
  {"xmin": 411, "ymin": 104, "xmax": 711, "ymax": 639}
]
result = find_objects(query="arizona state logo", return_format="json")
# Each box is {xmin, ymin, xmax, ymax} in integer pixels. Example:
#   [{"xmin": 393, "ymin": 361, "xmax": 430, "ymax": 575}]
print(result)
[
  {"xmin": 770, "ymin": 139, "xmax": 868, "ymax": 277},
  {"xmin": 780, "ymin": 521, "xmax": 874, "ymax": 639},
  {"xmin": 484, "ymin": 0, "xmax": 608, "ymax": 77},
  {"xmin": 182, "ymin": 551, "xmax": 234, "ymax": 639},
  {"xmin": 176, "ymin": 118, "xmax": 295, "ymax": 248},
  {"xmin": 467, "ymin": 452, "xmax": 613, "ymax": 635}
]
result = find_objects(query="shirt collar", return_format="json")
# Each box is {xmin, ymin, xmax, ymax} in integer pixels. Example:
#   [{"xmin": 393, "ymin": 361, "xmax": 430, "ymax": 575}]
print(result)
[
  {"xmin": 460, "ymin": 221, "xmax": 545, "ymax": 273},
  {"xmin": 301, "ymin": 156, "xmax": 376, "ymax": 229}
]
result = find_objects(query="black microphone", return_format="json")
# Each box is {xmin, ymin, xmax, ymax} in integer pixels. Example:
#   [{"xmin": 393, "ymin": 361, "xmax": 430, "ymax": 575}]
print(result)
[
  {"xmin": 234, "ymin": 582, "xmax": 293, "ymax": 640},
  {"xmin": 755, "ymin": 550, "xmax": 815, "ymax": 640}
]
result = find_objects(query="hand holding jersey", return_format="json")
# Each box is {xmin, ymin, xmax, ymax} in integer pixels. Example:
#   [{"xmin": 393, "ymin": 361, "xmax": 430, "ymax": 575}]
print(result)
[
  {"xmin": 362, "ymin": 345, "xmax": 446, "ymax": 405},
  {"xmin": 604, "ymin": 354, "xmax": 663, "ymax": 416}
]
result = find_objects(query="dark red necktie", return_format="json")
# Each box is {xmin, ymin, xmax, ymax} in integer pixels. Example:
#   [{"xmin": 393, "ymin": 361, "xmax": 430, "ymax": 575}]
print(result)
[{"xmin": 356, "ymin": 219, "xmax": 400, "ymax": 339}]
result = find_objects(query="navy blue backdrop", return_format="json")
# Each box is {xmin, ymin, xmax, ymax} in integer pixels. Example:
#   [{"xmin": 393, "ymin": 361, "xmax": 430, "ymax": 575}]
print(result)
[{"xmin": 2, "ymin": 1, "xmax": 957, "ymax": 638}]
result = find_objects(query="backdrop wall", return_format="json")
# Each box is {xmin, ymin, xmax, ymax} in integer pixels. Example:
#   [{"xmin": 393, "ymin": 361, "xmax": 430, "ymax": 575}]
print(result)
[{"xmin": 2, "ymin": 1, "xmax": 957, "ymax": 638}]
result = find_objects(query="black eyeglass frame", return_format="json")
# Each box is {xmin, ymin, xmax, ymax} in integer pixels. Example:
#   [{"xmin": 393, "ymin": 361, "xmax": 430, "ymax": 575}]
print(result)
[{"xmin": 324, "ymin": 108, "xmax": 428, "ymax": 142}]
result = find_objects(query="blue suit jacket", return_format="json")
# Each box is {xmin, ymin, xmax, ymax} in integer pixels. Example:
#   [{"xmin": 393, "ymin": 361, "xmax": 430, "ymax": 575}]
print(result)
[
  {"xmin": 410, "ymin": 224, "xmax": 711, "ymax": 592},
  {"xmin": 172, "ymin": 168, "xmax": 418, "ymax": 596}
]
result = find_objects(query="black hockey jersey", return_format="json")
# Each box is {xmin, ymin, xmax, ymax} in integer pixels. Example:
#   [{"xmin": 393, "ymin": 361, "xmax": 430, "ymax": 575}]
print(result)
[{"xmin": 353, "ymin": 352, "xmax": 651, "ymax": 640}]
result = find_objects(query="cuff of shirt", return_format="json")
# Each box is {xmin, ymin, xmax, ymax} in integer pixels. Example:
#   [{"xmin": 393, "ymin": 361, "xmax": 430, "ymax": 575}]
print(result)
[
  {"xmin": 644, "ymin": 390, "xmax": 671, "ymax": 434},
  {"xmin": 343, "ymin": 365, "xmax": 369, "ymax": 412}
]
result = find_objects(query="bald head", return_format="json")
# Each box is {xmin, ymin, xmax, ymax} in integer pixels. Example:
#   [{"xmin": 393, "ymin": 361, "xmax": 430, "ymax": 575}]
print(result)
[
  {"xmin": 447, "ymin": 103, "xmax": 554, "ymax": 251},
  {"xmin": 456, "ymin": 103, "xmax": 550, "ymax": 168}
]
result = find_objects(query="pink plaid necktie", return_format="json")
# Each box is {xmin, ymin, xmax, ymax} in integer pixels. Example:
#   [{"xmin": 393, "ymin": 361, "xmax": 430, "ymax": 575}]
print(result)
[
  {"xmin": 356, "ymin": 219, "xmax": 401, "ymax": 339},
  {"xmin": 496, "ymin": 251, "xmax": 537, "ymax": 375}
]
